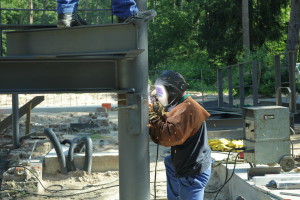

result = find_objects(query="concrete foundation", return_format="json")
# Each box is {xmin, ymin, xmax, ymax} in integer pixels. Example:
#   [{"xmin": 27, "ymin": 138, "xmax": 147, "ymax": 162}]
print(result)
[
  {"xmin": 43, "ymin": 145, "xmax": 118, "ymax": 175},
  {"xmin": 1, "ymin": 160, "xmax": 43, "ymax": 198},
  {"xmin": 210, "ymin": 152, "xmax": 300, "ymax": 200}
]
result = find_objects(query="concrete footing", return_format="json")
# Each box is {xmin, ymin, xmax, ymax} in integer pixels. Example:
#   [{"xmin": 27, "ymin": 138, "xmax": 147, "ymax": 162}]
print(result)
[
  {"xmin": 210, "ymin": 152, "xmax": 300, "ymax": 200},
  {"xmin": 43, "ymin": 145, "xmax": 118, "ymax": 175}
]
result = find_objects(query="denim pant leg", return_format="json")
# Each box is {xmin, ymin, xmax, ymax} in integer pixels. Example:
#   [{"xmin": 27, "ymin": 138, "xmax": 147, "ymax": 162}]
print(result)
[
  {"xmin": 178, "ymin": 164, "xmax": 212, "ymax": 200},
  {"xmin": 57, "ymin": 0, "xmax": 79, "ymax": 14},
  {"xmin": 111, "ymin": 0, "xmax": 139, "ymax": 18},
  {"xmin": 164, "ymin": 155, "xmax": 180, "ymax": 200}
]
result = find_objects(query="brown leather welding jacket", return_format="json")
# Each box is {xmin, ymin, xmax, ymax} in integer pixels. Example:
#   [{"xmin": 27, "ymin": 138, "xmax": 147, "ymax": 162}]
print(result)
[
  {"xmin": 149, "ymin": 95, "xmax": 211, "ymax": 177},
  {"xmin": 149, "ymin": 96, "xmax": 210, "ymax": 147}
]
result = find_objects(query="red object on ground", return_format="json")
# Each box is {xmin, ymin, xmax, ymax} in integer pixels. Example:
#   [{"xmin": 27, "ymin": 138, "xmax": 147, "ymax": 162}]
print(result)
[
  {"xmin": 239, "ymin": 152, "xmax": 244, "ymax": 159},
  {"xmin": 102, "ymin": 103, "xmax": 112, "ymax": 110}
]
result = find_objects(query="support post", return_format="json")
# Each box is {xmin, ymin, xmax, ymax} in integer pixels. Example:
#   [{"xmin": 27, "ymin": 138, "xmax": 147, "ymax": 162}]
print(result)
[
  {"xmin": 201, "ymin": 69, "xmax": 204, "ymax": 105},
  {"xmin": 274, "ymin": 54, "xmax": 281, "ymax": 105},
  {"xmin": 217, "ymin": 69, "xmax": 223, "ymax": 108},
  {"xmin": 228, "ymin": 67, "xmax": 233, "ymax": 107},
  {"xmin": 252, "ymin": 60, "xmax": 258, "ymax": 106},
  {"xmin": 0, "ymin": 2, "xmax": 2, "ymax": 56},
  {"xmin": 239, "ymin": 64, "xmax": 245, "ymax": 108},
  {"xmin": 26, "ymin": 103, "xmax": 32, "ymax": 135},
  {"xmin": 12, "ymin": 94, "xmax": 20, "ymax": 149},
  {"xmin": 117, "ymin": 2, "xmax": 150, "ymax": 199},
  {"xmin": 242, "ymin": 0, "xmax": 250, "ymax": 54},
  {"xmin": 0, "ymin": 27, "xmax": 2, "ymax": 56},
  {"xmin": 289, "ymin": 51, "xmax": 296, "ymax": 128}
]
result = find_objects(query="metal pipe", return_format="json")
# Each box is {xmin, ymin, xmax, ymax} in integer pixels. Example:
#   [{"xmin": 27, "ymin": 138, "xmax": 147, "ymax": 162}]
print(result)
[
  {"xmin": 44, "ymin": 128, "xmax": 68, "ymax": 175},
  {"xmin": 288, "ymin": 51, "xmax": 296, "ymax": 128},
  {"xmin": 117, "ymin": 1, "xmax": 150, "ymax": 198},
  {"xmin": 0, "ymin": 0, "xmax": 2, "ymax": 57},
  {"xmin": 12, "ymin": 94, "xmax": 20, "ymax": 149},
  {"xmin": 274, "ymin": 54, "xmax": 281, "ymax": 105},
  {"xmin": 217, "ymin": 69, "xmax": 223, "ymax": 108},
  {"xmin": 228, "ymin": 67, "xmax": 233, "ymax": 107},
  {"xmin": 239, "ymin": 64, "xmax": 245, "ymax": 108},
  {"xmin": 252, "ymin": 60, "xmax": 258, "ymax": 106},
  {"xmin": 276, "ymin": 87, "xmax": 292, "ymax": 109}
]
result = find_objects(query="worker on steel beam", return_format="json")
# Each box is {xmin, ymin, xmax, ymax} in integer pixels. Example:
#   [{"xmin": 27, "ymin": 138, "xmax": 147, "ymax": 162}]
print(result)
[
  {"xmin": 56, "ymin": 0, "xmax": 156, "ymax": 27},
  {"xmin": 149, "ymin": 70, "xmax": 212, "ymax": 200}
]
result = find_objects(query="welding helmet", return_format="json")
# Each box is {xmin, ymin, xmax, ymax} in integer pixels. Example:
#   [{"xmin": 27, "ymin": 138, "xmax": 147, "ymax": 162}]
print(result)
[{"xmin": 155, "ymin": 70, "xmax": 187, "ymax": 109}]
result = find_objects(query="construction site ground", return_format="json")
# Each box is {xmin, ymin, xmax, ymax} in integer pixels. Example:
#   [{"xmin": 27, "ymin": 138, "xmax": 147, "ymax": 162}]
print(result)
[{"xmin": 0, "ymin": 93, "xmax": 300, "ymax": 200}]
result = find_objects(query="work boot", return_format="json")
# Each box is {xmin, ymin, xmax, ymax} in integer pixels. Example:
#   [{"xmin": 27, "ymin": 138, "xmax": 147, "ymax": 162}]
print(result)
[
  {"xmin": 123, "ymin": 9, "xmax": 157, "ymax": 23},
  {"xmin": 57, "ymin": 12, "xmax": 88, "ymax": 28}
]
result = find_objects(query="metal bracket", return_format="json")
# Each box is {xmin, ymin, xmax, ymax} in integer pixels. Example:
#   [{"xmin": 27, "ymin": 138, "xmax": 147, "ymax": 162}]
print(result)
[
  {"xmin": 117, "ymin": 93, "xmax": 144, "ymax": 135},
  {"xmin": 114, "ymin": 104, "xmax": 138, "ymax": 110}
]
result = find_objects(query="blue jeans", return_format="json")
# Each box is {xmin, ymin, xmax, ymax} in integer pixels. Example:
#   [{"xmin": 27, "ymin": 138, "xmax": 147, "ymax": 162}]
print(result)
[
  {"xmin": 164, "ymin": 155, "xmax": 211, "ymax": 200},
  {"xmin": 56, "ymin": 0, "xmax": 139, "ymax": 18}
]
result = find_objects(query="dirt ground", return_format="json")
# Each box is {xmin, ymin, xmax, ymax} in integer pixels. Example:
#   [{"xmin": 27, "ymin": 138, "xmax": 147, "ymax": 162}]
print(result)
[
  {"xmin": 0, "ymin": 94, "xmax": 171, "ymax": 200},
  {"xmin": 1, "ymin": 93, "xmax": 300, "ymax": 200}
]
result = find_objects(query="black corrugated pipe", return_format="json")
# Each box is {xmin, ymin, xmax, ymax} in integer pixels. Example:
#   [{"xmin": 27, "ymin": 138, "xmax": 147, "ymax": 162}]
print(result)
[
  {"xmin": 74, "ymin": 136, "xmax": 93, "ymax": 174},
  {"xmin": 61, "ymin": 139, "xmax": 76, "ymax": 171},
  {"xmin": 44, "ymin": 128, "xmax": 68, "ymax": 175}
]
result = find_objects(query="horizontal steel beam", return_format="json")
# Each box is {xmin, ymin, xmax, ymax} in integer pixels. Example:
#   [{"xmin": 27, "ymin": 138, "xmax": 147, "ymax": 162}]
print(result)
[
  {"xmin": 206, "ymin": 118, "xmax": 243, "ymax": 129},
  {"xmin": 0, "ymin": 24, "xmax": 56, "ymax": 30},
  {"xmin": 1, "ymin": 49, "xmax": 144, "ymax": 60},
  {"xmin": 0, "ymin": 59, "xmax": 129, "ymax": 93},
  {"xmin": 6, "ymin": 24, "xmax": 138, "ymax": 56}
]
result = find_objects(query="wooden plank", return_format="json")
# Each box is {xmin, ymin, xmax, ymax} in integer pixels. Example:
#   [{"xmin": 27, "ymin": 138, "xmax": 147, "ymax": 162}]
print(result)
[{"xmin": 0, "ymin": 96, "xmax": 44, "ymax": 133}]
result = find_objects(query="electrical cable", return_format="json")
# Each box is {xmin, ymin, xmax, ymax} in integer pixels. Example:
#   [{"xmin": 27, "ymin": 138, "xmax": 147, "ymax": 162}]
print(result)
[
  {"xmin": 290, "ymin": 126, "xmax": 295, "ymax": 158},
  {"xmin": 205, "ymin": 150, "xmax": 231, "ymax": 194},
  {"xmin": 2, "ymin": 165, "xmax": 119, "ymax": 197},
  {"xmin": 213, "ymin": 152, "xmax": 242, "ymax": 200},
  {"xmin": 290, "ymin": 138, "xmax": 295, "ymax": 158},
  {"xmin": 205, "ymin": 147, "xmax": 245, "ymax": 194},
  {"xmin": 10, "ymin": 165, "xmax": 87, "ymax": 193},
  {"xmin": 0, "ymin": 184, "xmax": 120, "ymax": 198}
]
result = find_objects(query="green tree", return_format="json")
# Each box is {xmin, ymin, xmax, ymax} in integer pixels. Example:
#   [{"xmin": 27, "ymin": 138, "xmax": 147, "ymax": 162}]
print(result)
[{"xmin": 196, "ymin": 0, "xmax": 289, "ymax": 67}]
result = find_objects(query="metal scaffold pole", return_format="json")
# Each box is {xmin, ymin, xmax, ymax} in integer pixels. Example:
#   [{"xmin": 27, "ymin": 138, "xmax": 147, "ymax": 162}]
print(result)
[{"xmin": 12, "ymin": 94, "xmax": 20, "ymax": 149}]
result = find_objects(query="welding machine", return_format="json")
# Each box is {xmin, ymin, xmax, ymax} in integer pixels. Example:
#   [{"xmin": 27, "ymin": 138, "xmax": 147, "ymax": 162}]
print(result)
[{"xmin": 243, "ymin": 106, "xmax": 295, "ymax": 172}]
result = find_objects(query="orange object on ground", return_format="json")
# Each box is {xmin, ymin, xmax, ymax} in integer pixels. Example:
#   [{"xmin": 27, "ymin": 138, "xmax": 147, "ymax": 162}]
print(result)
[{"xmin": 102, "ymin": 103, "xmax": 111, "ymax": 110}]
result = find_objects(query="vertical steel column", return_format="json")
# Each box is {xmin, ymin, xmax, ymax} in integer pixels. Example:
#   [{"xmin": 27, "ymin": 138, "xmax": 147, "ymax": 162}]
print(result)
[
  {"xmin": 217, "ymin": 69, "xmax": 223, "ymax": 107},
  {"xmin": 274, "ymin": 54, "xmax": 281, "ymax": 105},
  {"xmin": 0, "ymin": 2, "xmax": 2, "ymax": 56},
  {"xmin": 12, "ymin": 94, "xmax": 20, "ymax": 149},
  {"xmin": 239, "ymin": 64, "xmax": 245, "ymax": 108},
  {"xmin": 117, "ymin": 1, "xmax": 150, "ymax": 199},
  {"xmin": 228, "ymin": 67, "xmax": 233, "ymax": 108},
  {"xmin": 252, "ymin": 60, "xmax": 258, "ymax": 106},
  {"xmin": 289, "ymin": 51, "xmax": 296, "ymax": 128},
  {"xmin": 0, "ymin": 27, "xmax": 2, "ymax": 56}
]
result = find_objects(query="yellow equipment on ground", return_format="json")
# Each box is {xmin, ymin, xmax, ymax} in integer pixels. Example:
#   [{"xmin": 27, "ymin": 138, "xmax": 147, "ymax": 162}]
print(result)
[{"xmin": 208, "ymin": 138, "xmax": 243, "ymax": 152}]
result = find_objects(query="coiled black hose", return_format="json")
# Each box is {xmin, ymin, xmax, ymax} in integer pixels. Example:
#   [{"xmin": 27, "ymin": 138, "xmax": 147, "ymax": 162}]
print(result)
[
  {"xmin": 44, "ymin": 128, "xmax": 68, "ymax": 175},
  {"xmin": 61, "ymin": 139, "xmax": 76, "ymax": 171},
  {"xmin": 73, "ymin": 136, "xmax": 93, "ymax": 174}
]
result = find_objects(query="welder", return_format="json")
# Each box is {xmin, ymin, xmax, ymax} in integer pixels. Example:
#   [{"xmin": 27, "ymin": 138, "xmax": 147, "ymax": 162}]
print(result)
[{"xmin": 149, "ymin": 70, "xmax": 212, "ymax": 200}]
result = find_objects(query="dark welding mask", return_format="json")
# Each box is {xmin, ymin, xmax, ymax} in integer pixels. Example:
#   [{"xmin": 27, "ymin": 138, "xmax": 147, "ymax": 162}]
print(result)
[{"xmin": 154, "ymin": 70, "xmax": 187, "ymax": 109}]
